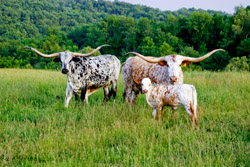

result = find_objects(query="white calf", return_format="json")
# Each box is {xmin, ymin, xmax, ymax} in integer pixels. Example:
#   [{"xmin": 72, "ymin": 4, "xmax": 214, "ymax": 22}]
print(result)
[{"xmin": 142, "ymin": 78, "xmax": 199, "ymax": 128}]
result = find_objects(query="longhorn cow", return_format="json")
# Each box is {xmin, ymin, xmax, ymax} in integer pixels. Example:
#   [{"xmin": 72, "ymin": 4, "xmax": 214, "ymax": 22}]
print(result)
[
  {"xmin": 122, "ymin": 49, "xmax": 225, "ymax": 104},
  {"xmin": 24, "ymin": 45, "xmax": 121, "ymax": 107}
]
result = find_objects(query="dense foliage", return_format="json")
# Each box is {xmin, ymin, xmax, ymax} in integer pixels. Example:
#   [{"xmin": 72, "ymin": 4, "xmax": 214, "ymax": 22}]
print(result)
[{"xmin": 0, "ymin": 0, "xmax": 249, "ymax": 71}]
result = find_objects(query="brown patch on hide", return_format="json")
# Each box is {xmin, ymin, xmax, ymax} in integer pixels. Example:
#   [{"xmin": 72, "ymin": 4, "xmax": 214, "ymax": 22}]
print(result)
[
  {"xmin": 158, "ymin": 61, "xmax": 167, "ymax": 66},
  {"xmin": 134, "ymin": 78, "xmax": 141, "ymax": 85},
  {"xmin": 171, "ymin": 55, "xmax": 176, "ymax": 62},
  {"xmin": 164, "ymin": 90, "xmax": 170, "ymax": 96},
  {"xmin": 152, "ymin": 80, "xmax": 158, "ymax": 84},
  {"xmin": 168, "ymin": 93, "xmax": 177, "ymax": 105},
  {"xmin": 89, "ymin": 88, "xmax": 97, "ymax": 94},
  {"xmin": 106, "ymin": 82, "xmax": 111, "ymax": 87},
  {"xmin": 131, "ymin": 58, "xmax": 153, "ymax": 79},
  {"xmin": 156, "ymin": 87, "xmax": 161, "ymax": 94}
]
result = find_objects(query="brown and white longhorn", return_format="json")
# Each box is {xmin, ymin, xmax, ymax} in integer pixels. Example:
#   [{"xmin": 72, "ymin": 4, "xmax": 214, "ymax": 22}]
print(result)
[{"xmin": 122, "ymin": 49, "xmax": 225, "ymax": 104}]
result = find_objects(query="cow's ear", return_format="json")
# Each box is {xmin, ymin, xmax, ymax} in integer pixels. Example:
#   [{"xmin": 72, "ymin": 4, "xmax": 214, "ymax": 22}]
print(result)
[
  {"xmin": 134, "ymin": 78, "xmax": 141, "ymax": 85},
  {"xmin": 158, "ymin": 60, "xmax": 167, "ymax": 66},
  {"xmin": 181, "ymin": 61, "xmax": 191, "ymax": 66},
  {"xmin": 72, "ymin": 57, "xmax": 80, "ymax": 62},
  {"xmin": 53, "ymin": 57, "xmax": 60, "ymax": 62}
]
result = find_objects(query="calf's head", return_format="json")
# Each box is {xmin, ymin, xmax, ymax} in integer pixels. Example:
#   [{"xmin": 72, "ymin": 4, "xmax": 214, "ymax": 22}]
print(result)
[
  {"xmin": 142, "ymin": 78, "xmax": 152, "ymax": 94},
  {"xmin": 126, "ymin": 49, "xmax": 225, "ymax": 84},
  {"xmin": 23, "ymin": 45, "xmax": 110, "ymax": 74}
]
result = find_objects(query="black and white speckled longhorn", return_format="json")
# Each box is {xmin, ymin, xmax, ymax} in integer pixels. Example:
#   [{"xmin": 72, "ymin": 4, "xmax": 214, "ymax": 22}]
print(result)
[{"xmin": 23, "ymin": 45, "xmax": 121, "ymax": 107}]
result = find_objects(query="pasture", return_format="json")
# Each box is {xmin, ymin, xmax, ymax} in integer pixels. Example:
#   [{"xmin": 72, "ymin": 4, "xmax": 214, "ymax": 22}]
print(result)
[{"xmin": 0, "ymin": 69, "xmax": 250, "ymax": 166}]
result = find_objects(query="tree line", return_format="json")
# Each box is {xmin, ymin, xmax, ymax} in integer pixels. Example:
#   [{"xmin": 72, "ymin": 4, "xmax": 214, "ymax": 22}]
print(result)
[{"xmin": 0, "ymin": 0, "xmax": 249, "ymax": 71}]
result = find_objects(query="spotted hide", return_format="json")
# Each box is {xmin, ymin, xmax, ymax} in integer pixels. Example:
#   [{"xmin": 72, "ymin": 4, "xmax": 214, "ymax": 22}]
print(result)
[
  {"xmin": 141, "ymin": 78, "xmax": 199, "ymax": 128},
  {"xmin": 65, "ymin": 55, "xmax": 121, "ymax": 107},
  {"xmin": 122, "ymin": 56, "xmax": 180, "ymax": 104},
  {"xmin": 122, "ymin": 49, "xmax": 225, "ymax": 105},
  {"xmin": 23, "ymin": 45, "xmax": 121, "ymax": 107}
]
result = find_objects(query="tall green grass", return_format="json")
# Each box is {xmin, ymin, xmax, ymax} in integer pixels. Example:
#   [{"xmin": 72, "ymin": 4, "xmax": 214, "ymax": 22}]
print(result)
[{"xmin": 0, "ymin": 69, "xmax": 249, "ymax": 166}]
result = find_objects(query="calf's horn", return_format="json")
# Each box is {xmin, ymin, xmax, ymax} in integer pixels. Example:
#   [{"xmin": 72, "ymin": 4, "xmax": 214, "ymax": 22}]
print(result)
[{"xmin": 23, "ymin": 47, "xmax": 59, "ymax": 58}]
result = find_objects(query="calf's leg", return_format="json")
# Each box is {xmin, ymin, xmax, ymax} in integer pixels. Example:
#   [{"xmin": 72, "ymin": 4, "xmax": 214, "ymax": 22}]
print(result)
[
  {"xmin": 152, "ymin": 108, "xmax": 157, "ymax": 119},
  {"xmin": 157, "ymin": 107, "xmax": 164, "ymax": 120},
  {"xmin": 185, "ymin": 103, "xmax": 199, "ymax": 129}
]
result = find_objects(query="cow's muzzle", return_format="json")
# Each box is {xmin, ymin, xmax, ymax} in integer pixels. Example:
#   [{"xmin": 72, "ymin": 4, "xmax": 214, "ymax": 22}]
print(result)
[
  {"xmin": 62, "ymin": 69, "xmax": 69, "ymax": 74},
  {"xmin": 143, "ymin": 89, "xmax": 148, "ymax": 94},
  {"xmin": 170, "ymin": 76, "xmax": 177, "ymax": 83}
]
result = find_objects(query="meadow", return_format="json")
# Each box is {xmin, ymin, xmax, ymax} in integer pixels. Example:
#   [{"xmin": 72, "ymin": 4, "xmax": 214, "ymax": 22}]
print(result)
[{"xmin": 0, "ymin": 69, "xmax": 250, "ymax": 166}]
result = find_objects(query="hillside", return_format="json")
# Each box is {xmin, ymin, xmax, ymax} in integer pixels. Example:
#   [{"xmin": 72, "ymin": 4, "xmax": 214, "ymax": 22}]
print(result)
[
  {"xmin": 0, "ymin": 0, "xmax": 227, "ymax": 41},
  {"xmin": 0, "ymin": 0, "xmax": 249, "ymax": 71}
]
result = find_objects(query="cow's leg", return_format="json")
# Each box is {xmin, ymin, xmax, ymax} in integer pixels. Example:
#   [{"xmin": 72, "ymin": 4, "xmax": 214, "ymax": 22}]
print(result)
[
  {"xmin": 110, "ymin": 80, "xmax": 117, "ymax": 103},
  {"xmin": 131, "ymin": 90, "xmax": 139, "ymax": 105},
  {"xmin": 80, "ymin": 85, "xmax": 87, "ymax": 105},
  {"xmin": 123, "ymin": 85, "xmax": 133, "ymax": 104},
  {"xmin": 74, "ymin": 92, "xmax": 79, "ymax": 105},
  {"xmin": 103, "ymin": 86, "xmax": 110, "ymax": 103},
  {"xmin": 123, "ymin": 77, "xmax": 133, "ymax": 105},
  {"xmin": 85, "ymin": 94, "xmax": 89, "ymax": 105},
  {"xmin": 65, "ymin": 84, "xmax": 73, "ymax": 108},
  {"xmin": 123, "ymin": 86, "xmax": 128, "ymax": 103}
]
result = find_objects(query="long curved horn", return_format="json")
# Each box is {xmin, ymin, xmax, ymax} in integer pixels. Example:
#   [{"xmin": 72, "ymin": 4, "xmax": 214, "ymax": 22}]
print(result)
[
  {"xmin": 124, "ymin": 52, "xmax": 164, "ymax": 63},
  {"xmin": 23, "ymin": 47, "xmax": 59, "ymax": 58},
  {"xmin": 182, "ymin": 49, "xmax": 225, "ymax": 62},
  {"xmin": 73, "ymin": 44, "xmax": 111, "ymax": 57}
]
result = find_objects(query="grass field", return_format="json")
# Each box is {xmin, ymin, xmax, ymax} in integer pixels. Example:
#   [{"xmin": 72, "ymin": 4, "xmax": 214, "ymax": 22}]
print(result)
[{"xmin": 0, "ymin": 69, "xmax": 250, "ymax": 166}]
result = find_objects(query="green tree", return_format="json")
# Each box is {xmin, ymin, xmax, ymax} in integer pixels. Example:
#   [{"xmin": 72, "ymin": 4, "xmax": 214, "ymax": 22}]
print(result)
[
  {"xmin": 236, "ymin": 38, "xmax": 250, "ymax": 57},
  {"xmin": 187, "ymin": 11, "xmax": 213, "ymax": 51},
  {"xmin": 232, "ymin": 6, "xmax": 250, "ymax": 37},
  {"xmin": 139, "ymin": 37, "xmax": 158, "ymax": 56},
  {"xmin": 180, "ymin": 46, "xmax": 199, "ymax": 58},
  {"xmin": 79, "ymin": 46, "xmax": 101, "ymax": 57},
  {"xmin": 159, "ymin": 42, "xmax": 175, "ymax": 56},
  {"xmin": 201, "ymin": 51, "xmax": 230, "ymax": 71},
  {"xmin": 0, "ymin": 56, "xmax": 20, "ymax": 68},
  {"xmin": 226, "ymin": 56, "xmax": 249, "ymax": 71}
]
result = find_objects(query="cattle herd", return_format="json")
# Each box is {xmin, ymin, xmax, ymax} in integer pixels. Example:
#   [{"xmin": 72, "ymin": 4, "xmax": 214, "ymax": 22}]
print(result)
[{"xmin": 24, "ymin": 45, "xmax": 225, "ymax": 129}]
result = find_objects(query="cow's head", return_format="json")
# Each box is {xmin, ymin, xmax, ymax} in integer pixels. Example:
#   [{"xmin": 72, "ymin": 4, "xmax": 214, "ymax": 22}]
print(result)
[
  {"xmin": 23, "ymin": 45, "xmax": 110, "ymax": 74},
  {"xmin": 126, "ymin": 49, "xmax": 225, "ymax": 84}
]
